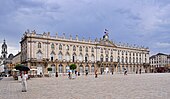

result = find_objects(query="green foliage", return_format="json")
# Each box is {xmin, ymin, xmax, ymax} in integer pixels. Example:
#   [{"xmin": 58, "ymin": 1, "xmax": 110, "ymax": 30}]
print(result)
[
  {"xmin": 47, "ymin": 67, "xmax": 52, "ymax": 71},
  {"xmin": 70, "ymin": 64, "xmax": 77, "ymax": 70}
]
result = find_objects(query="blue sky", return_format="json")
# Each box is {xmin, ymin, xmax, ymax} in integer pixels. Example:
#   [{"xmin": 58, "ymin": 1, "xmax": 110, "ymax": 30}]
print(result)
[{"xmin": 0, "ymin": 0, "xmax": 170, "ymax": 56}]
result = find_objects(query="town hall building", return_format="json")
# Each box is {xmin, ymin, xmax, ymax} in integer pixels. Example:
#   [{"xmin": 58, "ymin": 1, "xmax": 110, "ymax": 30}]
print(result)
[{"xmin": 20, "ymin": 30, "xmax": 150, "ymax": 75}]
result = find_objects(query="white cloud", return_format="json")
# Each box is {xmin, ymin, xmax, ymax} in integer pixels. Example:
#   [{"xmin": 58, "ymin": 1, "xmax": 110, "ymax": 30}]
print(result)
[
  {"xmin": 155, "ymin": 42, "xmax": 170, "ymax": 48},
  {"xmin": 0, "ymin": 0, "xmax": 170, "ymax": 54}
]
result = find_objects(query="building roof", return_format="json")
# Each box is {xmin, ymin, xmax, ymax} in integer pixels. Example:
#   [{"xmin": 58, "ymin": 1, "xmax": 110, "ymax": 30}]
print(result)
[
  {"xmin": 149, "ymin": 55, "xmax": 156, "ymax": 59},
  {"xmin": 156, "ymin": 53, "xmax": 168, "ymax": 56}
]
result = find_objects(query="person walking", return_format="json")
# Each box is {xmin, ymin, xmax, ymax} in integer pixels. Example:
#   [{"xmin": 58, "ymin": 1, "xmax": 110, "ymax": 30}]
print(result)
[
  {"xmin": 139, "ymin": 68, "xmax": 141, "ymax": 74},
  {"xmin": 124, "ymin": 68, "xmax": 127, "ymax": 75},
  {"xmin": 85, "ymin": 70, "xmax": 88, "ymax": 76},
  {"xmin": 95, "ymin": 70, "xmax": 98, "ymax": 78},
  {"xmin": 21, "ymin": 71, "xmax": 28, "ymax": 92}
]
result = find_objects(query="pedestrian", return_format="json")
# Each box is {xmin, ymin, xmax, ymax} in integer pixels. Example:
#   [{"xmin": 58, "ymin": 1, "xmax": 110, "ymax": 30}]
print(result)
[
  {"xmin": 78, "ymin": 72, "xmax": 80, "ymax": 76},
  {"xmin": 75, "ymin": 70, "xmax": 77, "ymax": 76},
  {"xmin": 139, "ymin": 69, "xmax": 141, "ymax": 74},
  {"xmin": 136, "ymin": 69, "xmax": 138, "ymax": 74},
  {"xmin": 124, "ymin": 68, "xmax": 127, "ymax": 75},
  {"xmin": 21, "ymin": 71, "xmax": 28, "ymax": 92},
  {"xmin": 112, "ymin": 68, "xmax": 114, "ymax": 75},
  {"xmin": 95, "ymin": 70, "xmax": 98, "ymax": 78},
  {"xmin": 85, "ymin": 70, "xmax": 88, "ymax": 76},
  {"xmin": 68, "ymin": 71, "xmax": 71, "ymax": 79},
  {"xmin": 56, "ymin": 72, "xmax": 58, "ymax": 77}
]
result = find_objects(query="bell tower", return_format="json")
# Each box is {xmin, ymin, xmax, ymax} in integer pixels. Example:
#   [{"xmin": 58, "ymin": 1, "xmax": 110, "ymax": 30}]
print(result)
[{"xmin": 1, "ymin": 39, "xmax": 8, "ymax": 59}]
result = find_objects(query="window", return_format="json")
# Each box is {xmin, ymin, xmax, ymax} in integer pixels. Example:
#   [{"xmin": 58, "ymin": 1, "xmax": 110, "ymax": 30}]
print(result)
[
  {"xmin": 86, "ymin": 47, "xmax": 88, "ymax": 52},
  {"xmin": 122, "ymin": 57, "xmax": 124, "ymax": 63},
  {"xmin": 126, "ymin": 57, "xmax": 128, "ymax": 63},
  {"xmin": 111, "ymin": 50, "xmax": 113, "ymax": 54},
  {"xmin": 36, "ymin": 51, "xmax": 43, "ymax": 60},
  {"xmin": 85, "ymin": 54, "xmax": 88, "ymax": 62},
  {"xmin": 58, "ymin": 52, "xmax": 63, "ymax": 60},
  {"xmin": 91, "ymin": 47, "xmax": 94, "ymax": 52},
  {"xmin": 101, "ymin": 48, "xmax": 103, "ymax": 53},
  {"xmin": 110, "ymin": 56, "xmax": 113, "ymax": 62},
  {"xmin": 59, "ymin": 64, "xmax": 63, "ymax": 73},
  {"xmin": 65, "ymin": 52, "xmax": 70, "ymax": 61},
  {"xmin": 79, "ymin": 46, "xmax": 82, "ymax": 51},
  {"xmin": 91, "ymin": 54, "xmax": 95, "ymax": 62},
  {"xmin": 73, "ymin": 45, "xmax": 76, "ymax": 51},
  {"xmin": 51, "ymin": 43, "xmax": 54, "ymax": 49},
  {"xmin": 129, "ymin": 57, "xmax": 131, "ymax": 63},
  {"xmin": 38, "ymin": 42, "xmax": 41, "ymax": 48},
  {"xmin": 91, "ymin": 64, "xmax": 95, "ymax": 73},
  {"xmin": 118, "ymin": 56, "xmax": 120, "ymax": 62},
  {"xmin": 59, "ymin": 44, "xmax": 62, "ymax": 50},
  {"xmin": 66, "ymin": 45, "xmax": 69, "ymax": 51},
  {"xmin": 79, "ymin": 53, "xmax": 83, "ymax": 62},
  {"xmin": 100, "ymin": 55, "xmax": 103, "ymax": 62},
  {"xmin": 50, "ymin": 53, "xmax": 55, "ymax": 61},
  {"xmin": 72, "ymin": 53, "xmax": 76, "ymax": 62},
  {"xmin": 106, "ymin": 54, "xmax": 109, "ymax": 62}
]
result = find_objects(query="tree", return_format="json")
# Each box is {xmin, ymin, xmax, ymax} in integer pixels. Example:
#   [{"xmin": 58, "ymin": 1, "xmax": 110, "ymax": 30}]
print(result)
[{"xmin": 70, "ymin": 64, "xmax": 77, "ymax": 70}]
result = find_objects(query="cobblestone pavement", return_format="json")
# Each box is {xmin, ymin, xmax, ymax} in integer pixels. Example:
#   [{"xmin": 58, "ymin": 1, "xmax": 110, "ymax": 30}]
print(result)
[{"xmin": 0, "ymin": 73, "xmax": 170, "ymax": 99}]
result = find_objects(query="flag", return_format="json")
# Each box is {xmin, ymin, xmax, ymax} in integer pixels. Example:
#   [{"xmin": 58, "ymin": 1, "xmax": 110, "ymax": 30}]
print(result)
[
  {"xmin": 104, "ymin": 29, "xmax": 109, "ymax": 34},
  {"xmin": 105, "ymin": 29, "xmax": 108, "ymax": 31}
]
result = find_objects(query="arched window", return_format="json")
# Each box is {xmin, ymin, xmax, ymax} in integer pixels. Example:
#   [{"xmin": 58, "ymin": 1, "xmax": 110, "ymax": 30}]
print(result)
[
  {"xmin": 85, "ymin": 65, "xmax": 89, "ymax": 71},
  {"xmin": 59, "ymin": 44, "xmax": 62, "ymax": 50},
  {"xmin": 79, "ymin": 46, "xmax": 82, "ymax": 51},
  {"xmin": 72, "ymin": 53, "xmax": 76, "ymax": 62},
  {"xmin": 133, "ymin": 57, "xmax": 135, "ymax": 63},
  {"xmin": 111, "ymin": 49, "xmax": 113, "ymax": 54},
  {"xmin": 38, "ymin": 42, "xmax": 41, "ymax": 48},
  {"xmin": 66, "ymin": 45, "xmax": 69, "ymax": 51},
  {"xmin": 126, "ymin": 57, "xmax": 128, "ymax": 63},
  {"xmin": 91, "ymin": 47, "xmax": 94, "ymax": 52},
  {"xmin": 91, "ymin": 54, "xmax": 95, "ymax": 62},
  {"xmin": 86, "ymin": 47, "xmax": 88, "ymax": 52},
  {"xmin": 73, "ymin": 45, "xmax": 76, "ymax": 51},
  {"xmin": 65, "ymin": 52, "xmax": 70, "ymax": 61},
  {"xmin": 36, "ymin": 50, "xmax": 43, "ymax": 60},
  {"xmin": 118, "ymin": 56, "xmax": 120, "ymax": 62},
  {"xmin": 106, "ymin": 54, "xmax": 109, "ymax": 62},
  {"xmin": 85, "ymin": 54, "xmax": 89, "ymax": 62},
  {"xmin": 101, "ymin": 48, "xmax": 103, "ymax": 53},
  {"xmin": 110, "ymin": 56, "xmax": 113, "ymax": 62},
  {"xmin": 58, "ymin": 52, "xmax": 63, "ymax": 60},
  {"xmin": 122, "ymin": 51, "xmax": 124, "ymax": 55},
  {"xmin": 79, "ymin": 53, "xmax": 83, "ymax": 62},
  {"xmin": 91, "ymin": 64, "xmax": 95, "ymax": 73},
  {"xmin": 50, "ymin": 51, "xmax": 55, "ymax": 61},
  {"xmin": 51, "ymin": 43, "xmax": 54, "ymax": 49},
  {"xmin": 100, "ymin": 54, "xmax": 103, "ymax": 62},
  {"xmin": 122, "ymin": 56, "xmax": 124, "ymax": 63},
  {"xmin": 129, "ymin": 57, "xmax": 131, "ymax": 63},
  {"xmin": 59, "ymin": 64, "xmax": 63, "ymax": 73},
  {"xmin": 79, "ymin": 65, "xmax": 83, "ymax": 74}
]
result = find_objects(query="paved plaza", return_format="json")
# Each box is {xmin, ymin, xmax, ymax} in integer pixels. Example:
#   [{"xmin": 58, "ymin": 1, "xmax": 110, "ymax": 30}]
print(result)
[{"xmin": 0, "ymin": 73, "xmax": 170, "ymax": 99}]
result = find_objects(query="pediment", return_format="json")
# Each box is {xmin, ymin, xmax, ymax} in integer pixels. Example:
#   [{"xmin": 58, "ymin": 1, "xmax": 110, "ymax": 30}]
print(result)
[{"xmin": 99, "ymin": 40, "xmax": 117, "ymax": 47}]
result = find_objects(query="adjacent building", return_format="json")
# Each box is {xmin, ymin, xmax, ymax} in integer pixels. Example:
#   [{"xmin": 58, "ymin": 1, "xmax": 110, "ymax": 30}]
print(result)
[
  {"xmin": 0, "ymin": 40, "xmax": 14, "ymax": 74},
  {"xmin": 150, "ymin": 53, "xmax": 170, "ymax": 72},
  {"xmin": 20, "ymin": 30, "xmax": 150, "ymax": 75}
]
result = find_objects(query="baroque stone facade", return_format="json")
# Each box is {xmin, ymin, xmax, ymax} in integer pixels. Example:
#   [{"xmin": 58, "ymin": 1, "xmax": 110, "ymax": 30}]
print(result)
[{"xmin": 20, "ymin": 30, "xmax": 149, "ymax": 75}]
